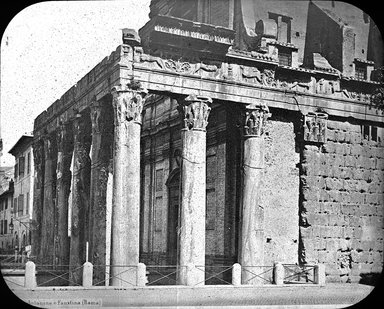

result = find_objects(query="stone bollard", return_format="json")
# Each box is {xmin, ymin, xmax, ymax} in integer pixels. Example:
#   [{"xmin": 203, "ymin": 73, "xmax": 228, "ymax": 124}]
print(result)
[
  {"xmin": 314, "ymin": 264, "xmax": 325, "ymax": 286},
  {"xmin": 274, "ymin": 262, "xmax": 284, "ymax": 285},
  {"xmin": 82, "ymin": 262, "xmax": 93, "ymax": 287},
  {"xmin": 137, "ymin": 263, "xmax": 147, "ymax": 287},
  {"xmin": 25, "ymin": 261, "xmax": 37, "ymax": 288},
  {"xmin": 232, "ymin": 263, "xmax": 241, "ymax": 286}
]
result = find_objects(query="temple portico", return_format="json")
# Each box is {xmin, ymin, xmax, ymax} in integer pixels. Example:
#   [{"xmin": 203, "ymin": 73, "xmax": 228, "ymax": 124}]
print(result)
[{"xmin": 31, "ymin": 5, "xmax": 384, "ymax": 286}]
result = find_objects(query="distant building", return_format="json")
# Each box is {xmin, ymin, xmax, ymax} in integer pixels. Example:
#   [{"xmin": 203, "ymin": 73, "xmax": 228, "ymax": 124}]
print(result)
[
  {"xmin": 0, "ymin": 167, "xmax": 14, "ymax": 253},
  {"xmin": 8, "ymin": 135, "xmax": 34, "ymax": 255}
]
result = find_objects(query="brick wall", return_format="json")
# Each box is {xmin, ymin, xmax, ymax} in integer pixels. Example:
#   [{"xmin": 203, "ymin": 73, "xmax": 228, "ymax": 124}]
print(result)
[{"xmin": 299, "ymin": 118, "xmax": 384, "ymax": 283}]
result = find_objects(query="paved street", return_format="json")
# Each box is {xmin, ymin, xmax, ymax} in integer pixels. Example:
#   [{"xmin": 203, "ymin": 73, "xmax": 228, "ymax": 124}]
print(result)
[{"xmin": 4, "ymin": 283, "xmax": 378, "ymax": 308}]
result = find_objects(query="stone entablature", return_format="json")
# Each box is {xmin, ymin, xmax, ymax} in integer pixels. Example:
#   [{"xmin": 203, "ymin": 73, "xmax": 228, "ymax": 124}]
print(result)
[{"xmin": 34, "ymin": 38, "xmax": 383, "ymax": 136}]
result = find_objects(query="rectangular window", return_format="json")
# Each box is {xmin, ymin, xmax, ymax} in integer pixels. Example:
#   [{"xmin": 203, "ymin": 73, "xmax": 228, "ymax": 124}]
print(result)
[
  {"xmin": 154, "ymin": 196, "xmax": 163, "ymax": 232},
  {"xmin": 279, "ymin": 49, "xmax": 292, "ymax": 66},
  {"xmin": 0, "ymin": 200, "xmax": 3, "ymax": 212},
  {"xmin": 14, "ymin": 163, "xmax": 18, "ymax": 179},
  {"xmin": 4, "ymin": 220, "xmax": 7, "ymax": 235},
  {"xmin": 155, "ymin": 169, "xmax": 163, "ymax": 192},
  {"xmin": 0, "ymin": 220, "xmax": 3, "ymax": 235},
  {"xmin": 26, "ymin": 192, "xmax": 30, "ymax": 215},
  {"xmin": 18, "ymin": 195, "xmax": 24, "ymax": 216},
  {"xmin": 27, "ymin": 152, "xmax": 31, "ymax": 174},
  {"xmin": 371, "ymin": 126, "xmax": 378, "ymax": 142},
  {"xmin": 355, "ymin": 64, "xmax": 367, "ymax": 80},
  {"xmin": 13, "ymin": 198, "xmax": 18, "ymax": 215},
  {"xmin": 19, "ymin": 156, "xmax": 25, "ymax": 177},
  {"xmin": 4, "ymin": 198, "xmax": 7, "ymax": 210}
]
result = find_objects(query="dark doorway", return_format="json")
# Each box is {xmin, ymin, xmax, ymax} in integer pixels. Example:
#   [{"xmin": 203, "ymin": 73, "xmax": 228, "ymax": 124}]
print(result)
[{"xmin": 167, "ymin": 169, "xmax": 180, "ymax": 265}]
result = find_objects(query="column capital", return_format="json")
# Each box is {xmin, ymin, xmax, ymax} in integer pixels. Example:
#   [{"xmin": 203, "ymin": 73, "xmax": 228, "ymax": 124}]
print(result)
[
  {"xmin": 111, "ymin": 80, "xmax": 148, "ymax": 125},
  {"xmin": 243, "ymin": 104, "xmax": 271, "ymax": 137},
  {"xmin": 178, "ymin": 94, "xmax": 212, "ymax": 131}
]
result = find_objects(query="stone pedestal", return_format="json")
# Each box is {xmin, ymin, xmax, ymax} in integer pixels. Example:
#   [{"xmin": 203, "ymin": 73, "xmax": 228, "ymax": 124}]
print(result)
[
  {"xmin": 177, "ymin": 94, "xmax": 212, "ymax": 286},
  {"xmin": 31, "ymin": 138, "xmax": 45, "ymax": 259},
  {"xmin": 69, "ymin": 113, "xmax": 91, "ymax": 285},
  {"xmin": 240, "ymin": 104, "xmax": 270, "ymax": 285},
  {"xmin": 110, "ymin": 82, "xmax": 147, "ymax": 287},
  {"xmin": 55, "ymin": 122, "xmax": 73, "ymax": 267},
  {"xmin": 89, "ymin": 98, "xmax": 114, "ymax": 285},
  {"xmin": 39, "ymin": 133, "xmax": 57, "ymax": 265}
]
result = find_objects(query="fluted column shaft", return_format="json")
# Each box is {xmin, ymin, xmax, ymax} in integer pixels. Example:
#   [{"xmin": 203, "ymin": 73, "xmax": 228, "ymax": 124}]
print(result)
[
  {"xmin": 110, "ymin": 82, "xmax": 147, "ymax": 287},
  {"xmin": 177, "ymin": 95, "xmax": 212, "ymax": 286},
  {"xmin": 240, "ymin": 104, "xmax": 271, "ymax": 285}
]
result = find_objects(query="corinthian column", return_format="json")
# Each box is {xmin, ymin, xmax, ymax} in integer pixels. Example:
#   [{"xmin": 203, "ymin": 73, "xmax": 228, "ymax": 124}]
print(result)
[
  {"xmin": 240, "ymin": 104, "xmax": 271, "ymax": 285},
  {"xmin": 69, "ymin": 113, "xmax": 91, "ymax": 285},
  {"xmin": 89, "ymin": 98, "xmax": 114, "ymax": 285},
  {"xmin": 177, "ymin": 94, "xmax": 212, "ymax": 286},
  {"xmin": 55, "ymin": 122, "xmax": 73, "ymax": 267},
  {"xmin": 31, "ymin": 138, "xmax": 45, "ymax": 259},
  {"xmin": 39, "ymin": 133, "xmax": 57, "ymax": 265},
  {"xmin": 110, "ymin": 81, "xmax": 147, "ymax": 287}
]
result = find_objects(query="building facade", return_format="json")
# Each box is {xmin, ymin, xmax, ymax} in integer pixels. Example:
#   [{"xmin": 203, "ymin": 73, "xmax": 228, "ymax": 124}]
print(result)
[
  {"xmin": 8, "ymin": 135, "xmax": 34, "ymax": 256},
  {"xmin": 31, "ymin": 0, "xmax": 383, "ymax": 286},
  {"xmin": 0, "ymin": 167, "xmax": 14, "ymax": 253}
]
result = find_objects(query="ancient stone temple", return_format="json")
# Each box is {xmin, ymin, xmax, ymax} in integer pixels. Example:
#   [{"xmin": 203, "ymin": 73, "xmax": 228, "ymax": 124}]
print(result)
[{"xmin": 32, "ymin": 0, "xmax": 383, "ymax": 286}]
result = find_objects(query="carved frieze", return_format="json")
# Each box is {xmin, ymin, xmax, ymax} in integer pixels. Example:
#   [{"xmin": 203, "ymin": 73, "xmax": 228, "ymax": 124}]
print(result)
[
  {"xmin": 303, "ymin": 112, "xmax": 328, "ymax": 143},
  {"xmin": 178, "ymin": 95, "xmax": 212, "ymax": 131},
  {"xmin": 111, "ymin": 80, "xmax": 148, "ymax": 126},
  {"xmin": 243, "ymin": 104, "xmax": 271, "ymax": 137}
]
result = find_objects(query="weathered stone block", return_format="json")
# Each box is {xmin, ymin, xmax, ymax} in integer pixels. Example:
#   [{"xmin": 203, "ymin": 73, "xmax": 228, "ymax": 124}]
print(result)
[
  {"xmin": 350, "ymin": 192, "xmax": 365, "ymax": 204},
  {"xmin": 340, "ymin": 191, "xmax": 352, "ymax": 203},
  {"xmin": 353, "ymin": 227, "xmax": 363, "ymax": 238},
  {"xmin": 344, "ymin": 155, "xmax": 356, "ymax": 168},
  {"xmin": 351, "ymin": 168, "xmax": 363, "ymax": 179},
  {"xmin": 322, "ymin": 142, "xmax": 336, "ymax": 153},
  {"xmin": 327, "ymin": 190, "xmax": 341, "ymax": 202},
  {"xmin": 350, "ymin": 144, "xmax": 363, "ymax": 156},
  {"xmin": 368, "ymin": 182, "xmax": 380, "ymax": 193},
  {"xmin": 300, "ymin": 226, "xmax": 313, "ymax": 239},
  {"xmin": 349, "ymin": 215, "xmax": 361, "ymax": 227},
  {"xmin": 351, "ymin": 239, "xmax": 363, "ymax": 251},
  {"xmin": 344, "ymin": 133, "xmax": 351, "ymax": 144},
  {"xmin": 376, "ymin": 159, "xmax": 384, "ymax": 170},
  {"xmin": 325, "ymin": 239, "xmax": 339, "ymax": 253},
  {"xmin": 338, "ymin": 239, "xmax": 351, "ymax": 251},
  {"xmin": 302, "ymin": 187, "xmax": 320, "ymax": 201},
  {"xmin": 311, "ymin": 225, "xmax": 322, "ymax": 237},
  {"xmin": 364, "ymin": 193, "xmax": 378, "ymax": 205},
  {"xmin": 334, "ymin": 143, "xmax": 345, "ymax": 154},
  {"xmin": 302, "ymin": 201, "xmax": 321, "ymax": 213}
]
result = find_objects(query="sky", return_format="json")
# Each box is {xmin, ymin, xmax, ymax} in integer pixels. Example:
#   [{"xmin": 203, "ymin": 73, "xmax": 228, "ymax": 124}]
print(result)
[{"xmin": 0, "ymin": 0, "xmax": 150, "ymax": 166}]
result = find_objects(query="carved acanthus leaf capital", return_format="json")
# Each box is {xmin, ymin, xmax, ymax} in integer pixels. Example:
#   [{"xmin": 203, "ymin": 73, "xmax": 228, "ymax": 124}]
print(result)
[
  {"xmin": 111, "ymin": 81, "xmax": 148, "ymax": 126},
  {"xmin": 243, "ymin": 104, "xmax": 271, "ymax": 137},
  {"xmin": 178, "ymin": 94, "xmax": 212, "ymax": 131}
]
